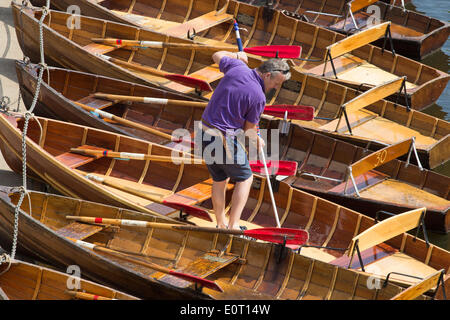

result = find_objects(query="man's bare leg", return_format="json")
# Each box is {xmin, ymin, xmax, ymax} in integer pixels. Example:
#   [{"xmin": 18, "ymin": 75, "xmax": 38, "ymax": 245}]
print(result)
[
  {"xmin": 228, "ymin": 175, "xmax": 253, "ymax": 230},
  {"xmin": 212, "ymin": 178, "xmax": 230, "ymax": 228}
]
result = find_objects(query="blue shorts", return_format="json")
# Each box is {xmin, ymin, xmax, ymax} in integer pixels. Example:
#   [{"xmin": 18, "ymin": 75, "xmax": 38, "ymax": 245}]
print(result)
[{"xmin": 201, "ymin": 130, "xmax": 252, "ymax": 182}]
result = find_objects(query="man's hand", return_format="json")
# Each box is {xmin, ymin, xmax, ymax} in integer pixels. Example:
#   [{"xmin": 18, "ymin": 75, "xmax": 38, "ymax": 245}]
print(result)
[
  {"xmin": 257, "ymin": 135, "xmax": 265, "ymax": 150},
  {"xmin": 236, "ymin": 51, "xmax": 248, "ymax": 64}
]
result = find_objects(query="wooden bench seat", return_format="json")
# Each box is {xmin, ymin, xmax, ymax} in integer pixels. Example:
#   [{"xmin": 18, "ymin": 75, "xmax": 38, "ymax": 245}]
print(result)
[
  {"xmin": 83, "ymin": 43, "xmax": 123, "ymax": 55},
  {"xmin": 55, "ymin": 145, "xmax": 106, "ymax": 169},
  {"xmin": 160, "ymin": 10, "xmax": 233, "ymax": 38},
  {"xmin": 76, "ymin": 95, "xmax": 115, "ymax": 110},
  {"xmin": 55, "ymin": 221, "xmax": 104, "ymax": 240},
  {"xmin": 156, "ymin": 252, "xmax": 239, "ymax": 288},
  {"xmin": 305, "ymin": 54, "xmax": 417, "ymax": 90},
  {"xmin": 330, "ymin": 242, "xmax": 398, "ymax": 269},
  {"xmin": 328, "ymin": 170, "xmax": 388, "ymax": 194}
]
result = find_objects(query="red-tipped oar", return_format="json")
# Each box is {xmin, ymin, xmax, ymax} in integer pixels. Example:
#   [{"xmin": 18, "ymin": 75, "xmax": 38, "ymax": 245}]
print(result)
[
  {"xmin": 249, "ymin": 160, "xmax": 298, "ymax": 176},
  {"xmin": 264, "ymin": 105, "xmax": 314, "ymax": 121},
  {"xmin": 83, "ymin": 173, "xmax": 213, "ymax": 222},
  {"xmin": 70, "ymin": 147, "xmax": 298, "ymax": 177},
  {"xmin": 71, "ymin": 238, "xmax": 222, "ymax": 292},
  {"xmin": 244, "ymin": 45, "xmax": 302, "ymax": 58},
  {"xmin": 93, "ymin": 38, "xmax": 302, "ymax": 59},
  {"xmin": 92, "ymin": 93, "xmax": 313, "ymax": 121},
  {"xmin": 97, "ymin": 54, "xmax": 213, "ymax": 92},
  {"xmin": 65, "ymin": 216, "xmax": 309, "ymax": 245}
]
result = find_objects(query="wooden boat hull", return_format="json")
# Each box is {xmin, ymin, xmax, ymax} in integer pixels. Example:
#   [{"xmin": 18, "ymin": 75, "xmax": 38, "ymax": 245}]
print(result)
[
  {"xmin": 0, "ymin": 112, "xmax": 448, "ymax": 292},
  {"xmin": 15, "ymin": 60, "xmax": 450, "ymax": 170},
  {"xmin": 242, "ymin": 0, "xmax": 450, "ymax": 60},
  {"xmin": 0, "ymin": 258, "xmax": 138, "ymax": 300},
  {"xmin": 19, "ymin": 0, "xmax": 450, "ymax": 110},
  {"xmin": 14, "ymin": 61, "xmax": 450, "ymax": 232},
  {"xmin": 0, "ymin": 186, "xmax": 442, "ymax": 300},
  {"xmin": 260, "ymin": 119, "xmax": 450, "ymax": 234}
]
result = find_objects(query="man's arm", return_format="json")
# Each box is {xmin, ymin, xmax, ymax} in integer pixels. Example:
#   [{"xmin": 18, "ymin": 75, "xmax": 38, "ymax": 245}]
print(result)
[{"xmin": 212, "ymin": 51, "xmax": 248, "ymax": 65}]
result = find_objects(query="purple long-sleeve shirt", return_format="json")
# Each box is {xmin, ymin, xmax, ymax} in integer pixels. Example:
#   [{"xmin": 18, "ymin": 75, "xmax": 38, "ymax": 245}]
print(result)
[{"xmin": 201, "ymin": 56, "xmax": 266, "ymax": 134}]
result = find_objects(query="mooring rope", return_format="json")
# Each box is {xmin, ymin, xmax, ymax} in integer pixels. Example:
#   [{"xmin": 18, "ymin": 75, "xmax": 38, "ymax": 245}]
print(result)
[{"xmin": 0, "ymin": 1, "xmax": 51, "ymax": 267}]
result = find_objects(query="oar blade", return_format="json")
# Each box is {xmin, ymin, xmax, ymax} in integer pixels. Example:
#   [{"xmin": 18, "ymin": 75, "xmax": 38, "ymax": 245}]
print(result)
[
  {"xmin": 164, "ymin": 74, "xmax": 213, "ymax": 92},
  {"xmin": 244, "ymin": 45, "xmax": 302, "ymax": 58},
  {"xmin": 249, "ymin": 160, "xmax": 298, "ymax": 176},
  {"xmin": 168, "ymin": 270, "xmax": 223, "ymax": 292},
  {"xmin": 264, "ymin": 105, "xmax": 314, "ymax": 121},
  {"xmin": 244, "ymin": 228, "xmax": 308, "ymax": 245},
  {"xmin": 162, "ymin": 200, "xmax": 213, "ymax": 222}
]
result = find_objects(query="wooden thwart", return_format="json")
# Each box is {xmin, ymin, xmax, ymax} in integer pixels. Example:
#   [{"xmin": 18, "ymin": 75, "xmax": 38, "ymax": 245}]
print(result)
[
  {"xmin": 350, "ymin": 138, "xmax": 412, "ymax": 178},
  {"xmin": 349, "ymin": 0, "xmax": 380, "ymax": 13},
  {"xmin": 158, "ymin": 253, "xmax": 239, "ymax": 289},
  {"xmin": 391, "ymin": 269, "xmax": 445, "ymax": 300},
  {"xmin": 327, "ymin": 22, "xmax": 391, "ymax": 59},
  {"xmin": 55, "ymin": 222, "xmax": 104, "ymax": 240},
  {"xmin": 341, "ymin": 77, "xmax": 405, "ymax": 114},
  {"xmin": 160, "ymin": 8, "xmax": 233, "ymax": 38},
  {"xmin": 348, "ymin": 207, "xmax": 426, "ymax": 257}
]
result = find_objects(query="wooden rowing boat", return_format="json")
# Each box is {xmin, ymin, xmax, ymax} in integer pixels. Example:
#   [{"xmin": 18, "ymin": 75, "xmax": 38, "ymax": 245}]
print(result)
[
  {"xmin": 0, "ymin": 187, "xmax": 445, "ymax": 300},
  {"xmin": 0, "ymin": 113, "xmax": 448, "ymax": 293},
  {"xmin": 15, "ymin": 59, "xmax": 450, "ymax": 170},
  {"xmin": 239, "ymin": 0, "xmax": 450, "ymax": 61},
  {"xmin": 0, "ymin": 112, "xmax": 223, "ymax": 222},
  {"xmin": 261, "ymin": 117, "xmax": 450, "ymax": 234},
  {"xmin": 20, "ymin": 0, "xmax": 450, "ymax": 110},
  {"xmin": 14, "ymin": 61, "xmax": 450, "ymax": 232},
  {"xmin": 0, "ymin": 258, "xmax": 138, "ymax": 300}
]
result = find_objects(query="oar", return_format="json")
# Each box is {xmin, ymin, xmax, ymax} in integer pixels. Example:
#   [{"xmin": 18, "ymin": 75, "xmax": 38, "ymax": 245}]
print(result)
[
  {"xmin": 82, "ymin": 172, "xmax": 213, "ymax": 222},
  {"xmin": 66, "ymin": 290, "xmax": 116, "ymax": 300},
  {"xmin": 257, "ymin": 126, "xmax": 281, "ymax": 228},
  {"xmin": 96, "ymin": 54, "xmax": 213, "ymax": 92},
  {"xmin": 263, "ymin": 105, "xmax": 314, "ymax": 121},
  {"xmin": 65, "ymin": 216, "xmax": 309, "ymax": 245},
  {"xmin": 92, "ymin": 93, "xmax": 314, "ymax": 120},
  {"xmin": 70, "ymin": 147, "xmax": 298, "ymax": 176},
  {"xmin": 233, "ymin": 19, "xmax": 244, "ymax": 52},
  {"xmin": 92, "ymin": 38, "xmax": 301, "ymax": 58},
  {"xmin": 70, "ymin": 147, "xmax": 203, "ymax": 164},
  {"xmin": 73, "ymin": 101, "xmax": 193, "ymax": 147},
  {"xmin": 70, "ymin": 238, "xmax": 223, "ymax": 292}
]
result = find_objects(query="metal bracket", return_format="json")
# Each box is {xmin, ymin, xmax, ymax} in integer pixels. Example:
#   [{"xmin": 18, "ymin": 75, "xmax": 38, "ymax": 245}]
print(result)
[
  {"xmin": 187, "ymin": 28, "xmax": 197, "ymax": 40},
  {"xmin": 275, "ymin": 236, "xmax": 288, "ymax": 264},
  {"xmin": 347, "ymin": 239, "xmax": 365, "ymax": 272},
  {"xmin": 381, "ymin": 24, "xmax": 396, "ymax": 56}
]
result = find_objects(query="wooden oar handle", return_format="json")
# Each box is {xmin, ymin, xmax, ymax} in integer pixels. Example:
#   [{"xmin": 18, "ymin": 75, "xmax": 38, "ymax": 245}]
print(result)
[
  {"xmin": 92, "ymin": 38, "xmax": 235, "ymax": 51},
  {"xmin": 66, "ymin": 290, "xmax": 114, "ymax": 300},
  {"xmin": 73, "ymin": 101, "xmax": 173, "ymax": 141}
]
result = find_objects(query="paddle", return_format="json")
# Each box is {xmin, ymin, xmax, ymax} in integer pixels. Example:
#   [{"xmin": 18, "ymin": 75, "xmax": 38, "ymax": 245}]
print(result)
[
  {"xmin": 96, "ymin": 54, "xmax": 213, "ymax": 92},
  {"xmin": 70, "ymin": 147, "xmax": 298, "ymax": 176},
  {"xmin": 256, "ymin": 126, "xmax": 281, "ymax": 228},
  {"xmin": 70, "ymin": 238, "xmax": 223, "ymax": 292},
  {"xmin": 92, "ymin": 93, "xmax": 314, "ymax": 121},
  {"xmin": 66, "ymin": 216, "xmax": 309, "ymax": 245},
  {"xmin": 73, "ymin": 101, "xmax": 194, "ymax": 147},
  {"xmin": 263, "ymin": 105, "xmax": 314, "ymax": 121},
  {"xmin": 82, "ymin": 173, "xmax": 213, "ymax": 222},
  {"xmin": 92, "ymin": 38, "xmax": 302, "ymax": 58}
]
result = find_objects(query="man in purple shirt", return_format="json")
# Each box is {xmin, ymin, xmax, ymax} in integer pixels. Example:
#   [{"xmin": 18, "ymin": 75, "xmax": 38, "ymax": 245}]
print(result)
[{"xmin": 200, "ymin": 51, "xmax": 291, "ymax": 230}]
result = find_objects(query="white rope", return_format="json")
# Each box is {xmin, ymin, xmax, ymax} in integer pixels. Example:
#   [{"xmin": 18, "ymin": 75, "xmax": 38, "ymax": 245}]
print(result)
[{"xmin": 1, "ymin": 0, "xmax": 51, "ymax": 264}]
